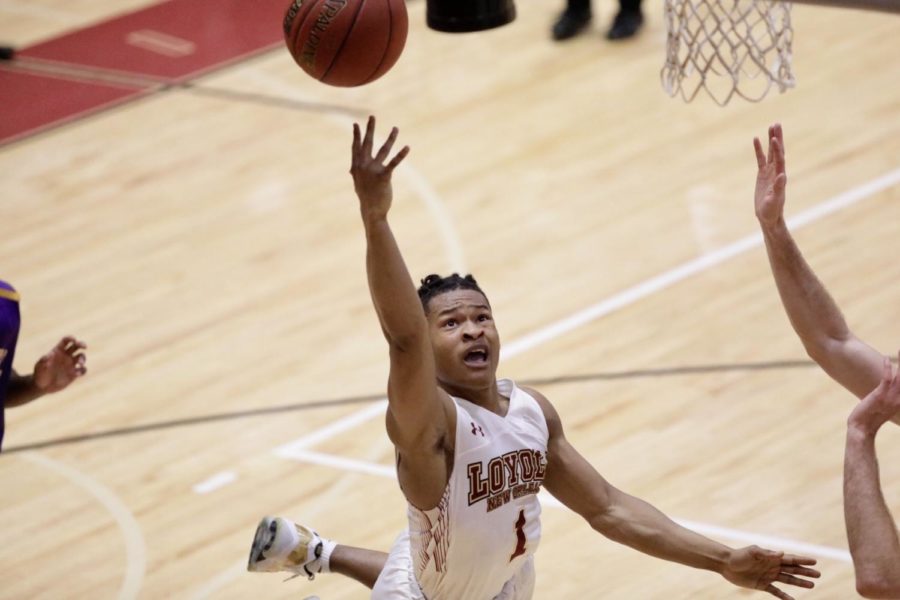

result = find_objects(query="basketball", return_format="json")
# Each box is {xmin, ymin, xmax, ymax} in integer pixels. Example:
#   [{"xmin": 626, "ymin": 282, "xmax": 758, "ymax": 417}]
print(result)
[{"xmin": 283, "ymin": 0, "xmax": 408, "ymax": 87}]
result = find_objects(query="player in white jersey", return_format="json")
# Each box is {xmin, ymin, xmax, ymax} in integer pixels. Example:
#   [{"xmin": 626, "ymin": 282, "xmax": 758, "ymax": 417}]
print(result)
[{"xmin": 247, "ymin": 117, "xmax": 821, "ymax": 599}]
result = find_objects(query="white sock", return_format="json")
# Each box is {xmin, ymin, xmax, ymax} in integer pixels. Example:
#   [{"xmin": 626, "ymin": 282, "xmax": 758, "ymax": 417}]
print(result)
[{"xmin": 317, "ymin": 538, "xmax": 337, "ymax": 573}]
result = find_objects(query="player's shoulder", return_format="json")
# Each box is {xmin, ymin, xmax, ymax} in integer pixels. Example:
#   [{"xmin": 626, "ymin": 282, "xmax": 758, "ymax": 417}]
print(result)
[
  {"xmin": 517, "ymin": 384, "xmax": 562, "ymax": 432},
  {"xmin": 0, "ymin": 279, "xmax": 19, "ymax": 302}
]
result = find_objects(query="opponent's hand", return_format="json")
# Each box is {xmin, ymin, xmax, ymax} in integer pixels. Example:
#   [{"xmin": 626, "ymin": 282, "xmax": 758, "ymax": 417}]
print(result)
[
  {"xmin": 722, "ymin": 545, "xmax": 819, "ymax": 599},
  {"xmin": 33, "ymin": 336, "xmax": 87, "ymax": 393},
  {"xmin": 848, "ymin": 352, "xmax": 900, "ymax": 437},
  {"xmin": 753, "ymin": 123, "xmax": 787, "ymax": 228},
  {"xmin": 350, "ymin": 115, "xmax": 410, "ymax": 222}
]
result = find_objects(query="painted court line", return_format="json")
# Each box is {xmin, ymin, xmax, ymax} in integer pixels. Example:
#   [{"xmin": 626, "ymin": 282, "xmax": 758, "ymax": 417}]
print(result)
[
  {"xmin": 283, "ymin": 448, "xmax": 396, "ymax": 478},
  {"xmin": 279, "ymin": 449, "xmax": 852, "ymax": 564},
  {"xmin": 501, "ymin": 166, "xmax": 900, "ymax": 359},
  {"xmin": 274, "ymin": 400, "xmax": 389, "ymax": 457},
  {"xmin": 23, "ymin": 452, "xmax": 147, "ymax": 599},
  {"xmin": 240, "ymin": 69, "xmax": 469, "ymax": 273},
  {"xmin": 192, "ymin": 470, "xmax": 237, "ymax": 494},
  {"xmin": 191, "ymin": 438, "xmax": 395, "ymax": 599},
  {"xmin": 272, "ymin": 167, "xmax": 900, "ymax": 454}
]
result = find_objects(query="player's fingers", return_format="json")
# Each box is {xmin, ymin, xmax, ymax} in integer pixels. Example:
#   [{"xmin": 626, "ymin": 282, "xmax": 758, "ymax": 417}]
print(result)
[
  {"xmin": 767, "ymin": 126, "xmax": 776, "ymax": 163},
  {"xmin": 772, "ymin": 138, "xmax": 786, "ymax": 174},
  {"xmin": 753, "ymin": 138, "xmax": 766, "ymax": 169},
  {"xmin": 362, "ymin": 115, "xmax": 376, "ymax": 154},
  {"xmin": 777, "ymin": 573, "xmax": 815, "ymax": 588},
  {"xmin": 66, "ymin": 341, "xmax": 86, "ymax": 355},
  {"xmin": 881, "ymin": 355, "xmax": 893, "ymax": 384},
  {"xmin": 774, "ymin": 123, "xmax": 784, "ymax": 154},
  {"xmin": 375, "ymin": 127, "xmax": 399, "ymax": 163},
  {"xmin": 780, "ymin": 565, "xmax": 820, "ymax": 578},
  {"xmin": 781, "ymin": 554, "xmax": 816, "ymax": 565},
  {"xmin": 386, "ymin": 146, "xmax": 410, "ymax": 172},
  {"xmin": 887, "ymin": 352, "xmax": 900, "ymax": 389},
  {"xmin": 57, "ymin": 336, "xmax": 76, "ymax": 350},
  {"xmin": 351, "ymin": 123, "xmax": 361, "ymax": 163},
  {"xmin": 764, "ymin": 584, "xmax": 793, "ymax": 600}
]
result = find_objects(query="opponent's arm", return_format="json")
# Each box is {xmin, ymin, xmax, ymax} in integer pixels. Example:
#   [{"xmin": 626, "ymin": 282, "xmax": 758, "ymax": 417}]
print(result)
[
  {"xmin": 527, "ymin": 388, "xmax": 820, "ymax": 599},
  {"xmin": 5, "ymin": 336, "xmax": 87, "ymax": 408},
  {"xmin": 844, "ymin": 355, "xmax": 900, "ymax": 598},
  {"xmin": 754, "ymin": 124, "xmax": 885, "ymax": 403}
]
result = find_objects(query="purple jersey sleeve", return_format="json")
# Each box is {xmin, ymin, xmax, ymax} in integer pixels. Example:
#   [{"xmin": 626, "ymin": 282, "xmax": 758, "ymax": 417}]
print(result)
[{"xmin": 0, "ymin": 279, "xmax": 22, "ymax": 451}]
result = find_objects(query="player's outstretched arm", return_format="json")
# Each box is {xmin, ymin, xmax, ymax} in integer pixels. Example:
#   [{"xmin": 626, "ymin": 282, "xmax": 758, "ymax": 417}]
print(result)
[
  {"xmin": 754, "ymin": 123, "xmax": 885, "ymax": 404},
  {"xmin": 844, "ymin": 353, "xmax": 900, "ymax": 598},
  {"xmin": 5, "ymin": 336, "xmax": 87, "ymax": 408},
  {"xmin": 527, "ymin": 387, "xmax": 820, "ymax": 599},
  {"xmin": 350, "ymin": 117, "xmax": 450, "ymax": 505}
]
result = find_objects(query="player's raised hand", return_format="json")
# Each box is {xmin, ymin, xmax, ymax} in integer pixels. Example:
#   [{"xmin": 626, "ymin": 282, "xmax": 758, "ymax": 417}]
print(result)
[
  {"xmin": 722, "ymin": 545, "xmax": 820, "ymax": 599},
  {"xmin": 33, "ymin": 336, "xmax": 87, "ymax": 394},
  {"xmin": 848, "ymin": 353, "xmax": 900, "ymax": 437},
  {"xmin": 753, "ymin": 123, "xmax": 787, "ymax": 227},
  {"xmin": 350, "ymin": 115, "xmax": 410, "ymax": 222}
]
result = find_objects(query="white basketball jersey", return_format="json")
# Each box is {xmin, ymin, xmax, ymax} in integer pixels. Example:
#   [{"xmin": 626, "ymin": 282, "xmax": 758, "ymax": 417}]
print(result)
[{"xmin": 407, "ymin": 379, "xmax": 549, "ymax": 600}]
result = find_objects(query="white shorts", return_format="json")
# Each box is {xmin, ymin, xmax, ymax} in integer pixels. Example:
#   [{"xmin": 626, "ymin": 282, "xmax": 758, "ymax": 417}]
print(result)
[{"xmin": 370, "ymin": 530, "xmax": 535, "ymax": 600}]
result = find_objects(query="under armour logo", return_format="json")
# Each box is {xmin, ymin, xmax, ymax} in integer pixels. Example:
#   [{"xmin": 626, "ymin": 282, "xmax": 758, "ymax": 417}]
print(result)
[{"xmin": 471, "ymin": 422, "xmax": 485, "ymax": 437}]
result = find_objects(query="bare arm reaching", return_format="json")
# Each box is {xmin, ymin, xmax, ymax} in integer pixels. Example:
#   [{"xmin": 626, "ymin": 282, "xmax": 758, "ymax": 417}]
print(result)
[
  {"xmin": 844, "ymin": 353, "xmax": 900, "ymax": 598},
  {"xmin": 527, "ymin": 387, "xmax": 820, "ymax": 599},
  {"xmin": 350, "ymin": 117, "xmax": 451, "ymax": 509},
  {"xmin": 754, "ymin": 123, "xmax": 885, "ymax": 403}
]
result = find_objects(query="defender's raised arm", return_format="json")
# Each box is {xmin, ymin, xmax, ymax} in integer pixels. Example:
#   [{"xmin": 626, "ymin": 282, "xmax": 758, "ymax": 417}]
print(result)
[{"xmin": 754, "ymin": 123, "xmax": 886, "ymax": 405}]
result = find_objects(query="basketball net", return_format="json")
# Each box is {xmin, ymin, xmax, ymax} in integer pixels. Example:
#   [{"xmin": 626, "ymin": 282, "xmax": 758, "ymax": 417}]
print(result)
[{"xmin": 661, "ymin": 0, "xmax": 795, "ymax": 105}]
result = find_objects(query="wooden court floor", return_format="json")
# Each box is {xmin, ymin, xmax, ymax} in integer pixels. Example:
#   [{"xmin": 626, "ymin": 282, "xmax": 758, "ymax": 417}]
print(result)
[{"xmin": 1, "ymin": 0, "xmax": 900, "ymax": 598}]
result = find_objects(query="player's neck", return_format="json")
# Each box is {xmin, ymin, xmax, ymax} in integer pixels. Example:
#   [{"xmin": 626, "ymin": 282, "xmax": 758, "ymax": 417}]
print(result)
[{"xmin": 442, "ymin": 380, "xmax": 506, "ymax": 416}]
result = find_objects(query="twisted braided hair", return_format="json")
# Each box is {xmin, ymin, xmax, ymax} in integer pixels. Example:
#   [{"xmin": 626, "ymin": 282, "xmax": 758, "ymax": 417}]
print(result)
[{"xmin": 417, "ymin": 273, "xmax": 488, "ymax": 313}]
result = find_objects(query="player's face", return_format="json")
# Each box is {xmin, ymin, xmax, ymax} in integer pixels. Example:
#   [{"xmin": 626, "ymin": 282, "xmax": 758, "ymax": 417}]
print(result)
[{"xmin": 426, "ymin": 289, "xmax": 500, "ymax": 391}]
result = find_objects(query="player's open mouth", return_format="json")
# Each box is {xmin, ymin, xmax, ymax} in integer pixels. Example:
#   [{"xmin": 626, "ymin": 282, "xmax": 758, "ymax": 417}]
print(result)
[{"xmin": 463, "ymin": 349, "xmax": 489, "ymax": 367}]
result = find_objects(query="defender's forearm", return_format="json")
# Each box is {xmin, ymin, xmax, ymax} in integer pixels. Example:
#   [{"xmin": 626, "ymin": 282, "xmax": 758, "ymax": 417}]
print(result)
[
  {"xmin": 844, "ymin": 429, "xmax": 900, "ymax": 596},
  {"xmin": 761, "ymin": 220, "xmax": 851, "ymax": 351}
]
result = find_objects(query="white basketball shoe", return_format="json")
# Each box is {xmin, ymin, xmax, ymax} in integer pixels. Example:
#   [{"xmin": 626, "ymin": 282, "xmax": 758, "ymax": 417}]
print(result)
[{"xmin": 247, "ymin": 516, "xmax": 325, "ymax": 580}]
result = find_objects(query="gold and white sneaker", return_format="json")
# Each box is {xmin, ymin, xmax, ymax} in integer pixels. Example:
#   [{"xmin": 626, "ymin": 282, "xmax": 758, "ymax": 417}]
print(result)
[{"xmin": 247, "ymin": 516, "xmax": 324, "ymax": 580}]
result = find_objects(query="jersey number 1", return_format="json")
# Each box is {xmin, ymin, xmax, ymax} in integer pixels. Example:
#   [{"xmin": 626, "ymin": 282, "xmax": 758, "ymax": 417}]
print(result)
[{"xmin": 510, "ymin": 509, "xmax": 527, "ymax": 561}]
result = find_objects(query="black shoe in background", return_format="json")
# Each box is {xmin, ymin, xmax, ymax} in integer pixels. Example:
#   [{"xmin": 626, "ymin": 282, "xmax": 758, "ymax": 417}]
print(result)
[
  {"xmin": 551, "ymin": 9, "xmax": 592, "ymax": 41},
  {"xmin": 606, "ymin": 9, "xmax": 643, "ymax": 40}
]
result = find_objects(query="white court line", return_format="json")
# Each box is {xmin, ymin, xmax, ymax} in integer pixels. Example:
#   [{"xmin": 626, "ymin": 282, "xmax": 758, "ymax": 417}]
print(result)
[
  {"xmin": 274, "ymin": 400, "xmax": 388, "ymax": 456},
  {"xmin": 273, "ymin": 167, "xmax": 900, "ymax": 451},
  {"xmin": 191, "ymin": 437, "xmax": 395, "ymax": 599},
  {"xmin": 673, "ymin": 518, "xmax": 852, "ymax": 564},
  {"xmin": 280, "ymin": 449, "xmax": 852, "ymax": 564},
  {"xmin": 239, "ymin": 69, "xmax": 468, "ymax": 273},
  {"xmin": 193, "ymin": 470, "xmax": 237, "ymax": 494},
  {"xmin": 501, "ymin": 166, "xmax": 900, "ymax": 359},
  {"xmin": 22, "ymin": 452, "xmax": 147, "ymax": 600},
  {"xmin": 396, "ymin": 162, "xmax": 467, "ymax": 272},
  {"xmin": 193, "ymin": 68, "xmax": 466, "ymax": 486},
  {"xmin": 281, "ymin": 448, "xmax": 395, "ymax": 478}
]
